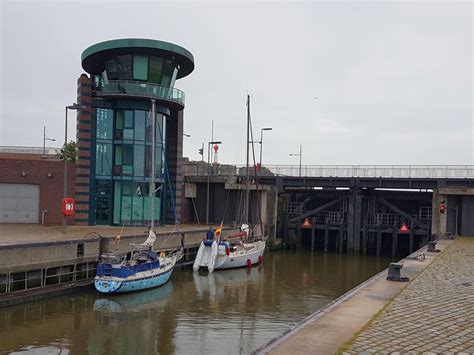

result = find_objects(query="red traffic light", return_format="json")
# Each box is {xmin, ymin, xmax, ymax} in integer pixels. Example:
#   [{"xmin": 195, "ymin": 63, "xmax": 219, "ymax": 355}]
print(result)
[{"xmin": 439, "ymin": 201, "xmax": 446, "ymax": 214}]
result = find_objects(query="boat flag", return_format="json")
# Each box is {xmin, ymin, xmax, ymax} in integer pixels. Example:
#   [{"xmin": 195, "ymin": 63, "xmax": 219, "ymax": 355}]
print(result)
[{"xmin": 215, "ymin": 224, "xmax": 222, "ymax": 239}]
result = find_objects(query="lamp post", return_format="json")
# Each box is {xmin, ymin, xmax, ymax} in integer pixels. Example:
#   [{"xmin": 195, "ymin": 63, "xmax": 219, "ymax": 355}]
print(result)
[
  {"xmin": 63, "ymin": 104, "xmax": 81, "ymax": 227},
  {"xmin": 42, "ymin": 126, "xmax": 56, "ymax": 158},
  {"xmin": 206, "ymin": 140, "xmax": 222, "ymax": 224},
  {"xmin": 289, "ymin": 144, "xmax": 302, "ymax": 177},
  {"xmin": 259, "ymin": 127, "xmax": 272, "ymax": 170}
]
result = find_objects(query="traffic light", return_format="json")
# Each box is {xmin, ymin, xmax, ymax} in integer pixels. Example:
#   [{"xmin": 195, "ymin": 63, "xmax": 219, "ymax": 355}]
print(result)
[
  {"xmin": 439, "ymin": 200, "xmax": 446, "ymax": 214},
  {"xmin": 198, "ymin": 148, "xmax": 203, "ymax": 155}
]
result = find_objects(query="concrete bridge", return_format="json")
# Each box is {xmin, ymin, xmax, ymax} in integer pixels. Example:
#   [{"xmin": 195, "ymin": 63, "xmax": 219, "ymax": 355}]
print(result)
[{"xmin": 183, "ymin": 163, "xmax": 474, "ymax": 255}]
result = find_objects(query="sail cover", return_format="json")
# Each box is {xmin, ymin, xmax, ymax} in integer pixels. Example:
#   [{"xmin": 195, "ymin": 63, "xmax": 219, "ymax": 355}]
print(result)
[{"xmin": 143, "ymin": 230, "xmax": 157, "ymax": 247}]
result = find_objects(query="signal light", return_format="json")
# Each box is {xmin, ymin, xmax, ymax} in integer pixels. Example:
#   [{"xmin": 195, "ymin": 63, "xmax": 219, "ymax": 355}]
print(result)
[{"xmin": 439, "ymin": 200, "xmax": 446, "ymax": 214}]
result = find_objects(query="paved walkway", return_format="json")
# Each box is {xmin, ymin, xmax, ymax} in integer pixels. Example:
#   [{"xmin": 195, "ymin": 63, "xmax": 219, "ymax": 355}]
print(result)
[
  {"xmin": 343, "ymin": 237, "xmax": 474, "ymax": 354},
  {"xmin": 260, "ymin": 240, "xmax": 450, "ymax": 355}
]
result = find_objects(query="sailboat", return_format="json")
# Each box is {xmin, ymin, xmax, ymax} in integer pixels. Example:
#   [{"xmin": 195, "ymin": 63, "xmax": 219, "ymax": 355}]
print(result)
[
  {"xmin": 193, "ymin": 95, "xmax": 267, "ymax": 273},
  {"xmin": 94, "ymin": 100, "xmax": 183, "ymax": 293}
]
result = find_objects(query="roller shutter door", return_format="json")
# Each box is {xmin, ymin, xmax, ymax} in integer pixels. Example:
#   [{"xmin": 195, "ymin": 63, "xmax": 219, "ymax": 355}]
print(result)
[{"xmin": 0, "ymin": 184, "xmax": 39, "ymax": 223}]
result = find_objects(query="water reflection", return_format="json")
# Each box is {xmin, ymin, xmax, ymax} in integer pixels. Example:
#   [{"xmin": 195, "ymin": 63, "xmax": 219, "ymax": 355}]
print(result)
[
  {"xmin": 94, "ymin": 282, "xmax": 173, "ymax": 314},
  {"xmin": 0, "ymin": 250, "xmax": 390, "ymax": 354}
]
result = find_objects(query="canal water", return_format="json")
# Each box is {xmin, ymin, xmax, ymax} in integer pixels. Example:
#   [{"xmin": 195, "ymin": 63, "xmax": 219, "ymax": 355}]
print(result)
[{"xmin": 0, "ymin": 250, "xmax": 390, "ymax": 355}]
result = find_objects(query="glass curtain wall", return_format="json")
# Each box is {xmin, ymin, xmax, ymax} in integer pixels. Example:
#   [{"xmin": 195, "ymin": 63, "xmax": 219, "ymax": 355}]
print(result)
[
  {"xmin": 94, "ymin": 107, "xmax": 166, "ymax": 226},
  {"xmin": 100, "ymin": 55, "xmax": 180, "ymax": 87}
]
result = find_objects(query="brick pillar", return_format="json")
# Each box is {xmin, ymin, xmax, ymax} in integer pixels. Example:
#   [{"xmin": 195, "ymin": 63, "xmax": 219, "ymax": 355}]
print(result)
[
  {"xmin": 74, "ymin": 74, "xmax": 92, "ymax": 225},
  {"xmin": 165, "ymin": 109, "xmax": 184, "ymax": 225}
]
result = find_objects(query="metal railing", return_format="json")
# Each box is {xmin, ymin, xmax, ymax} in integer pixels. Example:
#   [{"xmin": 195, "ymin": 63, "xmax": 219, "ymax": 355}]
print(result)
[
  {"xmin": 94, "ymin": 80, "xmax": 185, "ymax": 107},
  {"xmin": 0, "ymin": 146, "xmax": 60, "ymax": 155},
  {"xmin": 183, "ymin": 163, "xmax": 474, "ymax": 179},
  {"xmin": 315, "ymin": 211, "xmax": 344, "ymax": 224}
]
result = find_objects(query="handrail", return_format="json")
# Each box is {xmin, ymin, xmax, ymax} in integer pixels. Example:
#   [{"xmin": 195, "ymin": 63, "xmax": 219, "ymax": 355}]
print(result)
[
  {"xmin": 94, "ymin": 80, "xmax": 185, "ymax": 106},
  {"xmin": 183, "ymin": 163, "xmax": 474, "ymax": 179}
]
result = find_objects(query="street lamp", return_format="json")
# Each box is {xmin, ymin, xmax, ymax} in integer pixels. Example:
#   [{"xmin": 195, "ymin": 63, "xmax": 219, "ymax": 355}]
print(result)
[
  {"xmin": 42, "ymin": 126, "xmax": 56, "ymax": 158},
  {"xmin": 289, "ymin": 144, "xmax": 302, "ymax": 177},
  {"xmin": 259, "ymin": 127, "xmax": 272, "ymax": 170},
  {"xmin": 63, "ymin": 103, "xmax": 81, "ymax": 227},
  {"xmin": 206, "ymin": 140, "xmax": 222, "ymax": 224}
]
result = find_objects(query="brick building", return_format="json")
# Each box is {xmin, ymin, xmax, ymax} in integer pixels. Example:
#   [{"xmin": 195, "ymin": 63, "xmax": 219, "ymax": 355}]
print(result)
[{"xmin": 0, "ymin": 148, "xmax": 75, "ymax": 224}]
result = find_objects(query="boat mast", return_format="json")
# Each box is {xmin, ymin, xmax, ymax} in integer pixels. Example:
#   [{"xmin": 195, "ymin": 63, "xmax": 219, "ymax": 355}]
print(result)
[
  {"xmin": 150, "ymin": 99, "xmax": 156, "ymax": 231},
  {"xmin": 245, "ymin": 94, "xmax": 250, "ymax": 224}
]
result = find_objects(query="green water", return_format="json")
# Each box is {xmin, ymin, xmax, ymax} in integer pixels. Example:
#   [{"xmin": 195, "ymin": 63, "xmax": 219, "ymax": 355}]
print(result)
[{"xmin": 0, "ymin": 250, "xmax": 390, "ymax": 354}]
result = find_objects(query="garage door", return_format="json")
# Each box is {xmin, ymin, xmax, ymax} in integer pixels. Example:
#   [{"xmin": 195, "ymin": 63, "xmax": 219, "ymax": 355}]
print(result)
[{"xmin": 0, "ymin": 184, "xmax": 39, "ymax": 223}]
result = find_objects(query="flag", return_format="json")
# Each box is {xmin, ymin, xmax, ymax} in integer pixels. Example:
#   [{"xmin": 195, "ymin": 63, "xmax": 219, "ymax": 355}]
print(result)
[{"xmin": 215, "ymin": 224, "xmax": 222, "ymax": 239}]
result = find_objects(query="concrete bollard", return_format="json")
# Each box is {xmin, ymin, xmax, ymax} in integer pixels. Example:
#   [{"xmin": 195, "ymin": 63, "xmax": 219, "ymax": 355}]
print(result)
[{"xmin": 387, "ymin": 262, "xmax": 409, "ymax": 282}]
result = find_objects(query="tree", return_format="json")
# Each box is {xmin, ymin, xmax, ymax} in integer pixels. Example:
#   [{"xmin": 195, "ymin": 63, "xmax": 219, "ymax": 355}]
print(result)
[{"xmin": 57, "ymin": 140, "xmax": 77, "ymax": 162}]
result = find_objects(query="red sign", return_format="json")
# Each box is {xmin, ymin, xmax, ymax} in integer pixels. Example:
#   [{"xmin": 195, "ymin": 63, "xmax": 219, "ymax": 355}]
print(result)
[
  {"xmin": 439, "ymin": 200, "xmax": 446, "ymax": 214},
  {"xmin": 301, "ymin": 218, "xmax": 312, "ymax": 228},
  {"xmin": 62, "ymin": 198, "xmax": 75, "ymax": 216},
  {"xmin": 213, "ymin": 144, "xmax": 219, "ymax": 152},
  {"xmin": 399, "ymin": 222, "xmax": 410, "ymax": 233}
]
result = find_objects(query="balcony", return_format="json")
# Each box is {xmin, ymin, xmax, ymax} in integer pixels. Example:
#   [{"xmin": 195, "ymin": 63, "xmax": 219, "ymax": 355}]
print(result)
[{"xmin": 94, "ymin": 80, "xmax": 185, "ymax": 108}]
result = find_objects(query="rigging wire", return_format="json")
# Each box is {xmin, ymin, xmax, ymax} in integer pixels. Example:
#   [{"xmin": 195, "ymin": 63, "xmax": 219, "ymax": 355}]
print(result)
[
  {"xmin": 247, "ymin": 96, "xmax": 264, "ymax": 238},
  {"xmin": 152, "ymin": 116, "xmax": 183, "ymax": 253}
]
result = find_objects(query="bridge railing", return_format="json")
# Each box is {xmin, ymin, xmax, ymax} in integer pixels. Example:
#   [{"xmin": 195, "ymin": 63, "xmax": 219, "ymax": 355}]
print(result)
[{"xmin": 184, "ymin": 164, "xmax": 474, "ymax": 179}]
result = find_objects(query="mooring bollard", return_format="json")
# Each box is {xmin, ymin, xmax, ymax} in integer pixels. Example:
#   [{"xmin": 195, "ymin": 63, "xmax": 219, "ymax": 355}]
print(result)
[
  {"xmin": 427, "ymin": 241, "xmax": 440, "ymax": 253},
  {"xmin": 387, "ymin": 262, "xmax": 409, "ymax": 282}
]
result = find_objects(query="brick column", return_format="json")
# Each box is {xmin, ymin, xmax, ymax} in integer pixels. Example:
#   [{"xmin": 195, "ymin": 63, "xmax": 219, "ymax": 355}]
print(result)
[
  {"xmin": 74, "ymin": 74, "xmax": 92, "ymax": 225},
  {"xmin": 165, "ymin": 109, "xmax": 184, "ymax": 225}
]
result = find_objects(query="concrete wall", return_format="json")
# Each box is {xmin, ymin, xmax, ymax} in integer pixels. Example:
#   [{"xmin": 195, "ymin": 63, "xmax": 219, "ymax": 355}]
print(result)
[
  {"xmin": 461, "ymin": 196, "xmax": 474, "ymax": 236},
  {"xmin": 261, "ymin": 189, "xmax": 278, "ymax": 241},
  {"xmin": 431, "ymin": 189, "xmax": 447, "ymax": 237},
  {"xmin": 100, "ymin": 227, "xmax": 237, "ymax": 254},
  {"xmin": 181, "ymin": 178, "xmax": 278, "ymax": 240},
  {"xmin": 432, "ymin": 187, "xmax": 474, "ymax": 237},
  {"xmin": 0, "ymin": 238, "xmax": 100, "ymax": 273}
]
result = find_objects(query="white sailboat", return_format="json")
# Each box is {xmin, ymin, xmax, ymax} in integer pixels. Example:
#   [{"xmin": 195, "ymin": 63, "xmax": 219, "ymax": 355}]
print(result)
[
  {"xmin": 193, "ymin": 95, "xmax": 267, "ymax": 272},
  {"xmin": 94, "ymin": 99, "xmax": 183, "ymax": 293}
]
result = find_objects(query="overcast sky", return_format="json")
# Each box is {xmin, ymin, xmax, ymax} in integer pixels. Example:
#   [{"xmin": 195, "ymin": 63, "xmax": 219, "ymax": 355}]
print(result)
[{"xmin": 1, "ymin": 0, "xmax": 472, "ymax": 165}]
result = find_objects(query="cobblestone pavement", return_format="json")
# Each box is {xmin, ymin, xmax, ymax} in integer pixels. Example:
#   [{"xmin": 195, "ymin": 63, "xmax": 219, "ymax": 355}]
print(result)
[{"xmin": 343, "ymin": 238, "xmax": 474, "ymax": 354}]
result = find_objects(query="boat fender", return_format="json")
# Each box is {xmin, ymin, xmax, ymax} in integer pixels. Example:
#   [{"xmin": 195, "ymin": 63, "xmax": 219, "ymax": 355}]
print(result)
[
  {"xmin": 226, "ymin": 246, "xmax": 230, "ymax": 256},
  {"xmin": 246, "ymin": 259, "xmax": 252, "ymax": 267},
  {"xmin": 258, "ymin": 255, "xmax": 263, "ymax": 264}
]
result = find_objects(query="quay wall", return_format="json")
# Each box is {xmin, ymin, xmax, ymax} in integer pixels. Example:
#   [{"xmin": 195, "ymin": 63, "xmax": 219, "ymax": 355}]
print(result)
[
  {"xmin": 0, "ymin": 238, "xmax": 100, "ymax": 273},
  {"xmin": 0, "ymin": 226, "xmax": 235, "ymax": 305}
]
